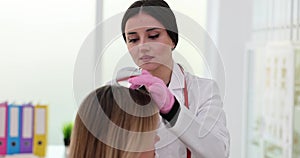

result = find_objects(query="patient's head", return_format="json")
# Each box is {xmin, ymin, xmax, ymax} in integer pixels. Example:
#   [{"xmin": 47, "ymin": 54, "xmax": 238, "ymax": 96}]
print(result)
[{"xmin": 69, "ymin": 85, "xmax": 159, "ymax": 158}]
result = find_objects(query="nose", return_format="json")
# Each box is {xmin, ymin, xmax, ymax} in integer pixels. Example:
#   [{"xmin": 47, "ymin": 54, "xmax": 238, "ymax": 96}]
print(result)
[
  {"xmin": 139, "ymin": 36, "xmax": 147, "ymax": 45},
  {"xmin": 138, "ymin": 42, "xmax": 150, "ymax": 53}
]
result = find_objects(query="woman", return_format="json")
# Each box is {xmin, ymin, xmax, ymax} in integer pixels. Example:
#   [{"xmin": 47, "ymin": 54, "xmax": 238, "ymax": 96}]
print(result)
[
  {"xmin": 69, "ymin": 85, "xmax": 160, "ymax": 158},
  {"xmin": 121, "ymin": 0, "xmax": 230, "ymax": 157}
]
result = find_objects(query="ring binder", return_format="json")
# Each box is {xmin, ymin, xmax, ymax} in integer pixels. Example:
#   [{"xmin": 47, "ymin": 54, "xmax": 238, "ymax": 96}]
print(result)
[
  {"xmin": 0, "ymin": 102, "xmax": 8, "ymax": 155},
  {"xmin": 33, "ymin": 105, "xmax": 48, "ymax": 157},
  {"xmin": 20, "ymin": 104, "xmax": 34, "ymax": 153},
  {"xmin": 7, "ymin": 104, "xmax": 21, "ymax": 155}
]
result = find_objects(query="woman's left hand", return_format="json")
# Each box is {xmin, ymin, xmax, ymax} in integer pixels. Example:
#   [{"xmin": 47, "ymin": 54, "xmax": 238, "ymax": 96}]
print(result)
[{"xmin": 128, "ymin": 70, "xmax": 175, "ymax": 114}]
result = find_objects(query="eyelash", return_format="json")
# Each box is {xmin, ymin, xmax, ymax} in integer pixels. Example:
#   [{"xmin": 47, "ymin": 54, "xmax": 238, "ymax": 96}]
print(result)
[
  {"xmin": 128, "ymin": 39, "xmax": 138, "ymax": 43},
  {"xmin": 149, "ymin": 34, "xmax": 159, "ymax": 39},
  {"xmin": 128, "ymin": 34, "xmax": 160, "ymax": 43}
]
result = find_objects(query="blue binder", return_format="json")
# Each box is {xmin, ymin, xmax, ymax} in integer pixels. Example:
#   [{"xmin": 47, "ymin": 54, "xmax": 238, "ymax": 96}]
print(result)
[{"xmin": 7, "ymin": 104, "xmax": 21, "ymax": 154}]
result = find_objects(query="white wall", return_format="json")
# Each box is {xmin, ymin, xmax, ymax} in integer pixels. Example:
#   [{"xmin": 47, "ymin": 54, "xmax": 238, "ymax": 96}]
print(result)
[
  {"xmin": 0, "ymin": 0, "xmax": 95, "ymax": 144},
  {"xmin": 214, "ymin": 0, "xmax": 253, "ymax": 157}
]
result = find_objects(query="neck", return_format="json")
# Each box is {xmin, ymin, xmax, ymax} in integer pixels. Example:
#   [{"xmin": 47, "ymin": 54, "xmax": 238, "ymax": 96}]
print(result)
[{"xmin": 150, "ymin": 61, "xmax": 173, "ymax": 85}]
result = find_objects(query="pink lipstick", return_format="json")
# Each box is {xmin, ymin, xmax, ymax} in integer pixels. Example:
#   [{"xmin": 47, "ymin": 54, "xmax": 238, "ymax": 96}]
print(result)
[{"xmin": 140, "ymin": 55, "xmax": 154, "ymax": 62}]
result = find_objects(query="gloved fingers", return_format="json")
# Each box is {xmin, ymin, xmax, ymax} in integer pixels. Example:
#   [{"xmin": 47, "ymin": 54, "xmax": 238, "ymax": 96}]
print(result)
[
  {"xmin": 148, "ymin": 84, "xmax": 168, "ymax": 109},
  {"xmin": 148, "ymin": 83, "xmax": 167, "ymax": 94},
  {"xmin": 141, "ymin": 69, "xmax": 151, "ymax": 75},
  {"xmin": 129, "ymin": 83, "xmax": 141, "ymax": 89},
  {"xmin": 128, "ymin": 74, "xmax": 153, "ymax": 87}
]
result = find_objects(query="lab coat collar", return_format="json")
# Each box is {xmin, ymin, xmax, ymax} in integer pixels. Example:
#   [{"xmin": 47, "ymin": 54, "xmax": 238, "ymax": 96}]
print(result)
[{"xmin": 168, "ymin": 62, "xmax": 185, "ymax": 90}]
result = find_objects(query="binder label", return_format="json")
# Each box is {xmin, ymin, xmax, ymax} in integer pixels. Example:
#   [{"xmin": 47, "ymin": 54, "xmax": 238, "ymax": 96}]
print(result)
[
  {"xmin": 36, "ymin": 109, "xmax": 45, "ymax": 134},
  {"xmin": 0, "ymin": 107, "xmax": 5, "ymax": 137},
  {"xmin": 22, "ymin": 107, "xmax": 33, "ymax": 138},
  {"xmin": 10, "ymin": 107, "xmax": 19, "ymax": 137}
]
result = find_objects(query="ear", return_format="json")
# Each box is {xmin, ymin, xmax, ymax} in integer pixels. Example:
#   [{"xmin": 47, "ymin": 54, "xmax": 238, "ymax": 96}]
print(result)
[{"xmin": 171, "ymin": 42, "xmax": 175, "ymax": 50}]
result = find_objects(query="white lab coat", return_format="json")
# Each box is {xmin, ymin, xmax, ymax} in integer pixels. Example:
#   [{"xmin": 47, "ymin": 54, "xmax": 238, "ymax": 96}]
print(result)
[{"xmin": 155, "ymin": 63, "xmax": 230, "ymax": 158}]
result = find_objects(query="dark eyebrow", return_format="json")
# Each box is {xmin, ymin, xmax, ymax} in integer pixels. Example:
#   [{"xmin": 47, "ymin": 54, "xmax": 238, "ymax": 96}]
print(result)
[
  {"xmin": 126, "ymin": 28, "xmax": 161, "ymax": 35},
  {"xmin": 146, "ymin": 27, "xmax": 160, "ymax": 32}
]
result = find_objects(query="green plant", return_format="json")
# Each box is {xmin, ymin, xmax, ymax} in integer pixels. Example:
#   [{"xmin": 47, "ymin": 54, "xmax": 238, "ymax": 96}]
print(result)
[{"xmin": 62, "ymin": 122, "xmax": 73, "ymax": 146}]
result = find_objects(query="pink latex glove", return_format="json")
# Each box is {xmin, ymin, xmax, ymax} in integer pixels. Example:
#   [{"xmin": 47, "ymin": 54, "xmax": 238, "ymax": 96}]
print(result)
[{"xmin": 128, "ymin": 70, "xmax": 175, "ymax": 114}]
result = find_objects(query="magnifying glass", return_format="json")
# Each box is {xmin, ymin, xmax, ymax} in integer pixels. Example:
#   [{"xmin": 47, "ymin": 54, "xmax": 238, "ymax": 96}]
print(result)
[{"xmin": 114, "ymin": 67, "xmax": 142, "ymax": 85}]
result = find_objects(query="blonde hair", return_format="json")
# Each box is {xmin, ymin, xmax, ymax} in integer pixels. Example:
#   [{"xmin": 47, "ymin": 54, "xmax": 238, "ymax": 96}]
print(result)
[{"xmin": 69, "ymin": 85, "xmax": 159, "ymax": 158}]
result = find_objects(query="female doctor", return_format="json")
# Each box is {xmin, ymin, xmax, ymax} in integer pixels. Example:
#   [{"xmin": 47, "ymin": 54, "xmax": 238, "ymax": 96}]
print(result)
[{"xmin": 121, "ymin": 0, "xmax": 230, "ymax": 157}]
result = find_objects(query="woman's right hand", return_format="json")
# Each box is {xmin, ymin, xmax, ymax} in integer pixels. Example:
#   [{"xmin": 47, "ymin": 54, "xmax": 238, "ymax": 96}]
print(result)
[{"xmin": 128, "ymin": 70, "xmax": 175, "ymax": 114}]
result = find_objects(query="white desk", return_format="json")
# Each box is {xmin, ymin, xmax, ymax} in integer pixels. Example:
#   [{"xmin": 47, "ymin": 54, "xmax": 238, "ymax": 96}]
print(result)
[{"xmin": 1, "ymin": 145, "xmax": 67, "ymax": 158}]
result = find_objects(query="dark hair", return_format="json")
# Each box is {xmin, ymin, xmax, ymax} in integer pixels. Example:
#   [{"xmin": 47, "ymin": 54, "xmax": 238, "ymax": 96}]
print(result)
[{"xmin": 121, "ymin": 0, "xmax": 179, "ymax": 49}]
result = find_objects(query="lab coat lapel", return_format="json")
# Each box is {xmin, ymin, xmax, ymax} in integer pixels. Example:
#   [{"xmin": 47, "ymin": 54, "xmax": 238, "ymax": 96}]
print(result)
[{"xmin": 168, "ymin": 63, "xmax": 185, "ymax": 105}]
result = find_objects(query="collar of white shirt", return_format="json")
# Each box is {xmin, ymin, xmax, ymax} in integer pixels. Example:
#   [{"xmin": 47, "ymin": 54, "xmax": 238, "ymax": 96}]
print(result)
[{"xmin": 168, "ymin": 62, "xmax": 185, "ymax": 90}]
